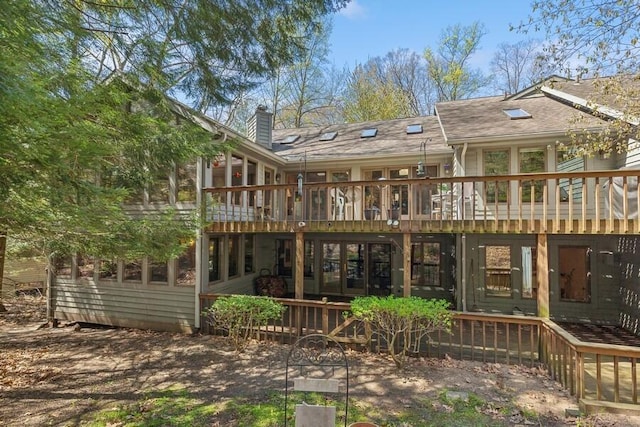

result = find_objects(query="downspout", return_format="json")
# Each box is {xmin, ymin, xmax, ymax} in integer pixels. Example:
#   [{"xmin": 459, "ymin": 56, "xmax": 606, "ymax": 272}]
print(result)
[{"xmin": 460, "ymin": 143, "xmax": 468, "ymax": 312}]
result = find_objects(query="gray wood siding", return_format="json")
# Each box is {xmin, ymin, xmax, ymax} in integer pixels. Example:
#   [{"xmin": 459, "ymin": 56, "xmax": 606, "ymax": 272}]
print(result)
[
  {"xmin": 618, "ymin": 236, "xmax": 640, "ymax": 335},
  {"xmin": 52, "ymin": 281, "xmax": 196, "ymax": 332}
]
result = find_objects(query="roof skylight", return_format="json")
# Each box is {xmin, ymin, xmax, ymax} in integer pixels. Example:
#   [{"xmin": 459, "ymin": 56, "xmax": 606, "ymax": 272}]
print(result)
[
  {"xmin": 279, "ymin": 135, "xmax": 300, "ymax": 144},
  {"xmin": 361, "ymin": 128, "xmax": 378, "ymax": 138},
  {"xmin": 406, "ymin": 124, "xmax": 423, "ymax": 134},
  {"xmin": 503, "ymin": 108, "xmax": 532, "ymax": 119},
  {"xmin": 319, "ymin": 131, "xmax": 338, "ymax": 141}
]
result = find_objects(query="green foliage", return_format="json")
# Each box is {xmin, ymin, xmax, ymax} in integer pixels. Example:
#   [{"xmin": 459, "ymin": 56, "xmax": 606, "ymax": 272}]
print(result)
[
  {"xmin": 90, "ymin": 387, "xmax": 219, "ymax": 427},
  {"xmin": 517, "ymin": 1, "xmax": 640, "ymax": 155},
  {"xmin": 342, "ymin": 62, "xmax": 415, "ymax": 122},
  {"xmin": 424, "ymin": 22, "xmax": 490, "ymax": 101},
  {"xmin": 203, "ymin": 295, "xmax": 286, "ymax": 352},
  {"xmin": 349, "ymin": 296, "xmax": 452, "ymax": 369}
]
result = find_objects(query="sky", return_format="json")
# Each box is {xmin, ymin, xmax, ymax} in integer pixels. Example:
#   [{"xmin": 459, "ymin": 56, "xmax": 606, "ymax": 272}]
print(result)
[{"xmin": 328, "ymin": 0, "xmax": 542, "ymax": 72}]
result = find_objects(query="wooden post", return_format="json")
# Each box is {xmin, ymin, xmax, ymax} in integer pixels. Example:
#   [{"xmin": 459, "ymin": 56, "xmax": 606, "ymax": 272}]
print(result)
[
  {"xmin": 295, "ymin": 231, "xmax": 304, "ymax": 300},
  {"xmin": 536, "ymin": 233, "xmax": 549, "ymax": 318},
  {"xmin": 403, "ymin": 233, "xmax": 411, "ymax": 297}
]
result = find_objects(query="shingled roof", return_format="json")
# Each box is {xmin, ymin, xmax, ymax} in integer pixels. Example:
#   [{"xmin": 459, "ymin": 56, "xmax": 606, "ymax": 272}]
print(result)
[
  {"xmin": 271, "ymin": 115, "xmax": 451, "ymax": 161},
  {"xmin": 435, "ymin": 92, "xmax": 607, "ymax": 144}
]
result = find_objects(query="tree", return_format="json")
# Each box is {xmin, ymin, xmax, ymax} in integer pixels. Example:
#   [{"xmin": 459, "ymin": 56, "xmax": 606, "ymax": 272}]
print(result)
[
  {"xmin": 517, "ymin": 1, "xmax": 640, "ymax": 154},
  {"xmin": 424, "ymin": 22, "xmax": 491, "ymax": 101},
  {"xmin": 0, "ymin": 0, "xmax": 345, "ymax": 310},
  {"xmin": 368, "ymin": 49, "xmax": 434, "ymax": 116},
  {"xmin": 490, "ymin": 40, "xmax": 543, "ymax": 95},
  {"xmin": 341, "ymin": 62, "xmax": 414, "ymax": 122}
]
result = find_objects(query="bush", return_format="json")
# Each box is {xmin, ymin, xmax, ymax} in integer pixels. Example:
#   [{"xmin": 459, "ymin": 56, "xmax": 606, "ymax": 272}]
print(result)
[
  {"xmin": 349, "ymin": 295, "xmax": 452, "ymax": 369},
  {"xmin": 203, "ymin": 295, "xmax": 286, "ymax": 352}
]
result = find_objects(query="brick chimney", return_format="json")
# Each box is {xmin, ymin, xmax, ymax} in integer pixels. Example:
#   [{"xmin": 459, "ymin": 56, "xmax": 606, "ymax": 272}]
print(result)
[{"xmin": 247, "ymin": 105, "xmax": 273, "ymax": 149}]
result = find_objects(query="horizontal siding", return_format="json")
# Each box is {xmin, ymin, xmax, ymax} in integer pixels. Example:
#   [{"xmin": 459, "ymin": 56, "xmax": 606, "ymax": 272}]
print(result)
[{"xmin": 52, "ymin": 281, "xmax": 195, "ymax": 333}]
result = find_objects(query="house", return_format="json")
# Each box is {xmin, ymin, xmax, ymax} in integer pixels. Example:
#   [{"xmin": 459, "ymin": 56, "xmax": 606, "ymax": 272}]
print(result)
[{"xmin": 49, "ymin": 76, "xmax": 640, "ymax": 335}]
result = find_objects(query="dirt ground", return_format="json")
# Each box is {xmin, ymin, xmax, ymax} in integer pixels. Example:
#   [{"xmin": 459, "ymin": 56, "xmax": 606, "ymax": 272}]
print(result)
[{"xmin": 2, "ymin": 294, "xmax": 640, "ymax": 427}]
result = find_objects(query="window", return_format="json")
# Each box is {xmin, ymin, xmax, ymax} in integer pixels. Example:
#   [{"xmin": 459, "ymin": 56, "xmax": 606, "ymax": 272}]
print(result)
[
  {"xmin": 177, "ymin": 163, "xmax": 197, "ymax": 203},
  {"xmin": 123, "ymin": 260, "xmax": 142, "ymax": 282},
  {"xmin": 177, "ymin": 241, "xmax": 196, "ymax": 286},
  {"xmin": 485, "ymin": 245, "xmax": 511, "ymax": 297},
  {"xmin": 76, "ymin": 255, "xmax": 95, "ymax": 281},
  {"xmin": 406, "ymin": 124, "xmax": 423, "ymax": 134},
  {"xmin": 244, "ymin": 234, "xmax": 255, "ymax": 273},
  {"xmin": 361, "ymin": 128, "xmax": 377, "ymax": 138},
  {"xmin": 54, "ymin": 256, "xmax": 72, "ymax": 279},
  {"xmin": 319, "ymin": 131, "xmax": 338, "ymax": 141},
  {"xmin": 411, "ymin": 242, "xmax": 441, "ymax": 287},
  {"xmin": 148, "ymin": 170, "xmax": 171, "ymax": 203},
  {"xmin": 559, "ymin": 246, "xmax": 591, "ymax": 302},
  {"xmin": 208, "ymin": 237, "xmax": 221, "ymax": 282},
  {"xmin": 149, "ymin": 260, "xmax": 168, "ymax": 284},
  {"xmin": 276, "ymin": 239, "xmax": 293, "ymax": 277},
  {"xmin": 228, "ymin": 235, "xmax": 240, "ymax": 278},
  {"xmin": 484, "ymin": 150, "xmax": 509, "ymax": 203},
  {"xmin": 521, "ymin": 247, "xmax": 537, "ymax": 299},
  {"xmin": 556, "ymin": 147, "xmax": 585, "ymax": 203},
  {"xmin": 99, "ymin": 259, "xmax": 117, "ymax": 280},
  {"xmin": 503, "ymin": 108, "xmax": 532, "ymax": 119},
  {"xmin": 519, "ymin": 149, "xmax": 545, "ymax": 202},
  {"xmin": 304, "ymin": 241, "xmax": 315, "ymax": 278},
  {"xmin": 280, "ymin": 135, "xmax": 300, "ymax": 144}
]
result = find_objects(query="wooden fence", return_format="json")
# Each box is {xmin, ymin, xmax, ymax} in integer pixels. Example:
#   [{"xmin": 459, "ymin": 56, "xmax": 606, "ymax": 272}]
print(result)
[{"xmin": 200, "ymin": 294, "xmax": 640, "ymax": 405}]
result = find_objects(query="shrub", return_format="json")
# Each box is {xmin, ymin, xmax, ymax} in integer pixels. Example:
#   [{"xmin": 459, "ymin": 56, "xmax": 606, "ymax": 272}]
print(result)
[
  {"xmin": 349, "ymin": 295, "xmax": 452, "ymax": 369},
  {"xmin": 203, "ymin": 295, "xmax": 286, "ymax": 352}
]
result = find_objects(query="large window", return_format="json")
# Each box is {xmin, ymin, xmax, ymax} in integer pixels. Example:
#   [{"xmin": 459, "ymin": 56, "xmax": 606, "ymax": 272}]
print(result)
[
  {"xmin": 177, "ymin": 241, "xmax": 196, "ymax": 286},
  {"xmin": 99, "ymin": 259, "xmax": 117, "ymax": 280},
  {"xmin": 244, "ymin": 234, "xmax": 254, "ymax": 274},
  {"xmin": 559, "ymin": 246, "xmax": 591, "ymax": 302},
  {"xmin": 228, "ymin": 235, "xmax": 240, "ymax": 278},
  {"xmin": 519, "ymin": 149, "xmax": 545, "ymax": 202},
  {"xmin": 76, "ymin": 256, "xmax": 95, "ymax": 281},
  {"xmin": 485, "ymin": 245, "xmax": 511, "ymax": 297},
  {"xmin": 123, "ymin": 260, "xmax": 143, "ymax": 282},
  {"xmin": 149, "ymin": 260, "xmax": 168, "ymax": 284},
  {"xmin": 148, "ymin": 170, "xmax": 171, "ymax": 204},
  {"xmin": 276, "ymin": 239, "xmax": 293, "ymax": 277},
  {"xmin": 304, "ymin": 240, "xmax": 314, "ymax": 278},
  {"xmin": 177, "ymin": 163, "xmax": 197, "ymax": 203},
  {"xmin": 411, "ymin": 242, "xmax": 441, "ymax": 287},
  {"xmin": 484, "ymin": 150, "xmax": 509, "ymax": 203},
  {"xmin": 208, "ymin": 237, "xmax": 221, "ymax": 282},
  {"xmin": 557, "ymin": 148, "xmax": 585, "ymax": 203}
]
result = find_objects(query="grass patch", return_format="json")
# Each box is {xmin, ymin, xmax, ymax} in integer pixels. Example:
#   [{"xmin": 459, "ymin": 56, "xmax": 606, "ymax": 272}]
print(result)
[
  {"xmin": 86, "ymin": 386, "xmax": 544, "ymax": 427},
  {"xmin": 88, "ymin": 387, "xmax": 218, "ymax": 427}
]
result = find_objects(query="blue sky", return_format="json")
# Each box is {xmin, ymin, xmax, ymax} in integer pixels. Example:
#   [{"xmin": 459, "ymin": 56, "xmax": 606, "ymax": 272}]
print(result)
[{"xmin": 329, "ymin": 0, "xmax": 542, "ymax": 72}]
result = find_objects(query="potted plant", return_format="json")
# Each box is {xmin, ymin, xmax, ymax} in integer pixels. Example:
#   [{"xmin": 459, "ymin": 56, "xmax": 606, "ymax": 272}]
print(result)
[{"xmin": 364, "ymin": 192, "xmax": 379, "ymax": 220}]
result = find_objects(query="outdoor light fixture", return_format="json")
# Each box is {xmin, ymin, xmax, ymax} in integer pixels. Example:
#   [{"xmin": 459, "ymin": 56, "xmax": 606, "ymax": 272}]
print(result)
[
  {"xmin": 297, "ymin": 172, "xmax": 303, "ymax": 196},
  {"xmin": 416, "ymin": 138, "xmax": 431, "ymax": 177}
]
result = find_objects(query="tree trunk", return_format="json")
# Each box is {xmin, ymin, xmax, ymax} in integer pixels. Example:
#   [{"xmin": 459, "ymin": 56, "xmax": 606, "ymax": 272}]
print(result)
[{"xmin": 0, "ymin": 233, "xmax": 7, "ymax": 312}]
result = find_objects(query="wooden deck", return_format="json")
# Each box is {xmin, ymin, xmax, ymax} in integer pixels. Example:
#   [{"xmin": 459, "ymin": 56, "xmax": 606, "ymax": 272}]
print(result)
[
  {"xmin": 200, "ymin": 294, "xmax": 640, "ymax": 408},
  {"xmin": 203, "ymin": 170, "xmax": 640, "ymax": 235}
]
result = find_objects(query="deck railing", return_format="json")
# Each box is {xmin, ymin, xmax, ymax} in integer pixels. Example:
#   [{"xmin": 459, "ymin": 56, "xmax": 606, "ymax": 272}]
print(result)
[
  {"xmin": 203, "ymin": 170, "xmax": 640, "ymax": 234},
  {"xmin": 199, "ymin": 294, "xmax": 640, "ymax": 405}
]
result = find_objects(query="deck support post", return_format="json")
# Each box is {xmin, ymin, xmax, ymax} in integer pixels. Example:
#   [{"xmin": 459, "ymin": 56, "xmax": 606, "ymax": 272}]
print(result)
[
  {"xmin": 536, "ymin": 233, "xmax": 549, "ymax": 318},
  {"xmin": 403, "ymin": 233, "xmax": 411, "ymax": 297},
  {"xmin": 295, "ymin": 231, "xmax": 304, "ymax": 300}
]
